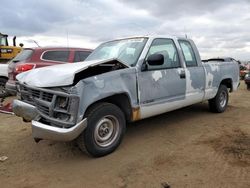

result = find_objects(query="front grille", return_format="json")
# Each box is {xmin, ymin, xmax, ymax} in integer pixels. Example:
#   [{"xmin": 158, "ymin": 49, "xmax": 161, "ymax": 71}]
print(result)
[
  {"xmin": 36, "ymin": 103, "xmax": 50, "ymax": 116},
  {"xmin": 20, "ymin": 85, "xmax": 54, "ymax": 104},
  {"xmin": 30, "ymin": 89, "xmax": 40, "ymax": 99},
  {"xmin": 41, "ymin": 92, "xmax": 53, "ymax": 102},
  {"xmin": 18, "ymin": 83, "xmax": 78, "ymax": 128}
]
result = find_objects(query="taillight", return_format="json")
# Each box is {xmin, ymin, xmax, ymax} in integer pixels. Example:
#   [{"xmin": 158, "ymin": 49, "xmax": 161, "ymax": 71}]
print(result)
[{"xmin": 15, "ymin": 64, "xmax": 36, "ymax": 73}]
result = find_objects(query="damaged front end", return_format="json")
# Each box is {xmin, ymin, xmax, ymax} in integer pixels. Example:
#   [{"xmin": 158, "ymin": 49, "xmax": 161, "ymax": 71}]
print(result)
[
  {"xmin": 13, "ymin": 58, "xmax": 132, "ymax": 142},
  {"xmin": 16, "ymin": 83, "xmax": 79, "ymax": 127},
  {"xmin": 13, "ymin": 83, "xmax": 86, "ymax": 141}
]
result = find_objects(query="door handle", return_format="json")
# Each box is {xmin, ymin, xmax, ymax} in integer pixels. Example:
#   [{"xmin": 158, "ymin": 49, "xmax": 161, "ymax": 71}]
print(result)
[{"xmin": 180, "ymin": 71, "xmax": 186, "ymax": 79}]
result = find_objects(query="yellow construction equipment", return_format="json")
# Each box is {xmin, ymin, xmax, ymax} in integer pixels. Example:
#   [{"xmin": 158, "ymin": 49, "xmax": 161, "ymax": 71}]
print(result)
[{"xmin": 0, "ymin": 33, "xmax": 22, "ymax": 63}]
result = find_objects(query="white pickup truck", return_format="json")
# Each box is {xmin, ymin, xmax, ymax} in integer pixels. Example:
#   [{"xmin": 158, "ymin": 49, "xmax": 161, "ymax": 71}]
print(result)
[
  {"xmin": 13, "ymin": 36, "xmax": 239, "ymax": 157},
  {"xmin": 0, "ymin": 64, "xmax": 9, "ymax": 98}
]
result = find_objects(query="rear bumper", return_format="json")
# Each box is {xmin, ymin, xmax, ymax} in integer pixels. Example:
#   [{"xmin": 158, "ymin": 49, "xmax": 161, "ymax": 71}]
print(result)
[
  {"xmin": 12, "ymin": 99, "xmax": 87, "ymax": 141},
  {"xmin": 5, "ymin": 81, "xmax": 17, "ymax": 96}
]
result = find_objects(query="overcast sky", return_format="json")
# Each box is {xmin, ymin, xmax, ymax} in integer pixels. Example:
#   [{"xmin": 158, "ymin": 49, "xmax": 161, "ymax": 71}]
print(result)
[{"xmin": 1, "ymin": 0, "xmax": 250, "ymax": 60}]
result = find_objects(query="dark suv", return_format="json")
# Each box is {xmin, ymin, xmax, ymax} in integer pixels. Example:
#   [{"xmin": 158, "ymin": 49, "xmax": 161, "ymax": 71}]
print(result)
[{"xmin": 6, "ymin": 47, "xmax": 92, "ymax": 95}]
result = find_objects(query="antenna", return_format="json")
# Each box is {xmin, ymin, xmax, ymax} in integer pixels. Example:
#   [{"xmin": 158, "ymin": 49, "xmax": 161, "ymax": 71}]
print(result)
[{"xmin": 33, "ymin": 40, "xmax": 40, "ymax": 47}]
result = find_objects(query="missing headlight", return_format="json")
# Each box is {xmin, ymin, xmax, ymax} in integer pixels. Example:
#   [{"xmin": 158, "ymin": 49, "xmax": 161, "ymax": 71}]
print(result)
[{"xmin": 56, "ymin": 96, "xmax": 69, "ymax": 109}]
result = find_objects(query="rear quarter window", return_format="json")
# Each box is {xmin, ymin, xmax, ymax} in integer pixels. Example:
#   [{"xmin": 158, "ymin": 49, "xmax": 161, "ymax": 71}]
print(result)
[
  {"xmin": 73, "ymin": 51, "xmax": 91, "ymax": 62},
  {"xmin": 42, "ymin": 51, "xmax": 70, "ymax": 62},
  {"xmin": 12, "ymin": 49, "xmax": 33, "ymax": 62},
  {"xmin": 178, "ymin": 40, "xmax": 197, "ymax": 67}
]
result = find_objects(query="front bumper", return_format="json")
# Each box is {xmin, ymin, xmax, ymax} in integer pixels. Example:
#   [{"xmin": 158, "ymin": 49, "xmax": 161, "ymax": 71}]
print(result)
[
  {"xmin": 32, "ymin": 118, "xmax": 87, "ymax": 141},
  {"xmin": 12, "ymin": 99, "xmax": 87, "ymax": 141}
]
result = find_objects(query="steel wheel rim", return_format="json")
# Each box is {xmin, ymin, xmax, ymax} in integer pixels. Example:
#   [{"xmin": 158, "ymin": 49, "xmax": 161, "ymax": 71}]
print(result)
[
  {"xmin": 94, "ymin": 115, "xmax": 119, "ymax": 147},
  {"xmin": 219, "ymin": 91, "xmax": 227, "ymax": 108}
]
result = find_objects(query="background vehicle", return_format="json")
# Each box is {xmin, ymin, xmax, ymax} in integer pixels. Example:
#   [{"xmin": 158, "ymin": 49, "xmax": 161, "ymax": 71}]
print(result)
[
  {"xmin": 6, "ymin": 47, "xmax": 92, "ymax": 95},
  {"xmin": 244, "ymin": 72, "xmax": 250, "ymax": 89},
  {"xmin": 13, "ymin": 36, "xmax": 239, "ymax": 157},
  {"xmin": 240, "ymin": 64, "xmax": 249, "ymax": 80},
  {"xmin": 240, "ymin": 63, "xmax": 250, "ymax": 80},
  {"xmin": 0, "ymin": 33, "xmax": 22, "ymax": 63},
  {"xmin": 0, "ymin": 64, "xmax": 8, "ymax": 97}
]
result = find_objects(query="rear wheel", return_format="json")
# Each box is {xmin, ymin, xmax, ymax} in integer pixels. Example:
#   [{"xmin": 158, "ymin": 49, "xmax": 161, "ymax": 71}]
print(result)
[
  {"xmin": 77, "ymin": 103, "xmax": 126, "ymax": 157},
  {"xmin": 209, "ymin": 85, "xmax": 229, "ymax": 113},
  {"xmin": 0, "ymin": 78, "xmax": 9, "ymax": 98}
]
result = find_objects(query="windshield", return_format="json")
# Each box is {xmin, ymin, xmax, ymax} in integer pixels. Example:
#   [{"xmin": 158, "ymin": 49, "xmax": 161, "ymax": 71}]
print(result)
[
  {"xmin": 11, "ymin": 49, "xmax": 33, "ymax": 62},
  {"xmin": 86, "ymin": 37, "xmax": 148, "ymax": 66}
]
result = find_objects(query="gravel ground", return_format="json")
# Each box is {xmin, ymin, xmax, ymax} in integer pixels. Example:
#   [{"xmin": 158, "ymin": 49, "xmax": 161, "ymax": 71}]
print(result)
[{"xmin": 0, "ymin": 81, "xmax": 250, "ymax": 188}]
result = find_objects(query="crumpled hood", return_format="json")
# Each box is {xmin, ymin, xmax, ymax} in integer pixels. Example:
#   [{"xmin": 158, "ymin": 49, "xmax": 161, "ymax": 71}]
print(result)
[{"xmin": 16, "ymin": 59, "xmax": 126, "ymax": 87}]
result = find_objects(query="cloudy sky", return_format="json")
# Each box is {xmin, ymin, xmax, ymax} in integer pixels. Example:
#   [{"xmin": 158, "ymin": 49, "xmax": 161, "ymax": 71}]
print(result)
[{"xmin": 1, "ymin": 0, "xmax": 250, "ymax": 60}]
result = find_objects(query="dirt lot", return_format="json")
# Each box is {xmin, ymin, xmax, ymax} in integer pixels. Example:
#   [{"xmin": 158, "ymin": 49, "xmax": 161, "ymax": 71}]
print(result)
[{"xmin": 0, "ymin": 82, "xmax": 250, "ymax": 188}]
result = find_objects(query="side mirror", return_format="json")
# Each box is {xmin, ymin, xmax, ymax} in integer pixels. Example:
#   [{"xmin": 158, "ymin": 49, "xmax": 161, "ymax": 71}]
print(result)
[{"xmin": 147, "ymin": 54, "xmax": 164, "ymax": 66}]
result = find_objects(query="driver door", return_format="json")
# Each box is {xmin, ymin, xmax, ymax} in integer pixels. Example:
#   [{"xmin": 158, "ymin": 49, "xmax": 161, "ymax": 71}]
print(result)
[{"xmin": 138, "ymin": 38, "xmax": 187, "ymax": 119}]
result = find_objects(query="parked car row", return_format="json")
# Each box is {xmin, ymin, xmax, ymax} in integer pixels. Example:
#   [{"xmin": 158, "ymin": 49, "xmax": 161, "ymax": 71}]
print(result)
[
  {"xmin": 239, "ymin": 63, "xmax": 250, "ymax": 89},
  {"xmin": 240, "ymin": 63, "xmax": 250, "ymax": 80},
  {"xmin": 0, "ymin": 47, "xmax": 92, "ymax": 97}
]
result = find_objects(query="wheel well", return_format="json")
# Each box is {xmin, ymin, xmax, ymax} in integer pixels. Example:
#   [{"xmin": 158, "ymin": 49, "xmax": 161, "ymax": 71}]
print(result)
[
  {"xmin": 220, "ymin": 78, "xmax": 232, "ymax": 92},
  {"xmin": 86, "ymin": 94, "xmax": 133, "ymax": 122},
  {"xmin": 0, "ymin": 76, "xmax": 8, "ymax": 81}
]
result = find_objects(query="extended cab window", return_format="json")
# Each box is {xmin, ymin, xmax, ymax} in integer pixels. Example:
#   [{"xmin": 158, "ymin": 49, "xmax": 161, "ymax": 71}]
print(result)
[
  {"xmin": 42, "ymin": 51, "xmax": 69, "ymax": 62},
  {"xmin": 73, "ymin": 51, "xmax": 91, "ymax": 62},
  {"xmin": 179, "ymin": 40, "xmax": 197, "ymax": 67},
  {"xmin": 146, "ymin": 38, "xmax": 180, "ymax": 70}
]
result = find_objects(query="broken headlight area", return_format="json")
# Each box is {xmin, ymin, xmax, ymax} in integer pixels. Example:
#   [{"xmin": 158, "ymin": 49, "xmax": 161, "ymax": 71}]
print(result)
[
  {"xmin": 53, "ymin": 95, "xmax": 79, "ymax": 124},
  {"xmin": 18, "ymin": 83, "xmax": 79, "ymax": 128},
  {"xmin": 56, "ymin": 96, "xmax": 69, "ymax": 110}
]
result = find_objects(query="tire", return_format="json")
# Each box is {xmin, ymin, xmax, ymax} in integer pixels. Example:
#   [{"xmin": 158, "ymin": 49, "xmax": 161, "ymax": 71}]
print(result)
[
  {"xmin": 247, "ymin": 84, "xmax": 250, "ymax": 90},
  {"xmin": 209, "ymin": 85, "xmax": 229, "ymax": 113},
  {"xmin": 77, "ymin": 102, "xmax": 126, "ymax": 157},
  {"xmin": 0, "ymin": 77, "xmax": 9, "ymax": 98}
]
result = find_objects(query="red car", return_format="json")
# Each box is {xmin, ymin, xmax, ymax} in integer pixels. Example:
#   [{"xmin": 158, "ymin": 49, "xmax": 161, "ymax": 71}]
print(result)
[{"xmin": 6, "ymin": 47, "xmax": 92, "ymax": 95}]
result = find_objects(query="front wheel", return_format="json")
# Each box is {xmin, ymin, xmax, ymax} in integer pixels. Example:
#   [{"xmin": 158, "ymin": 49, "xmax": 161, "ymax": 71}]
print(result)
[
  {"xmin": 77, "ymin": 103, "xmax": 126, "ymax": 157},
  {"xmin": 209, "ymin": 85, "xmax": 229, "ymax": 113}
]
